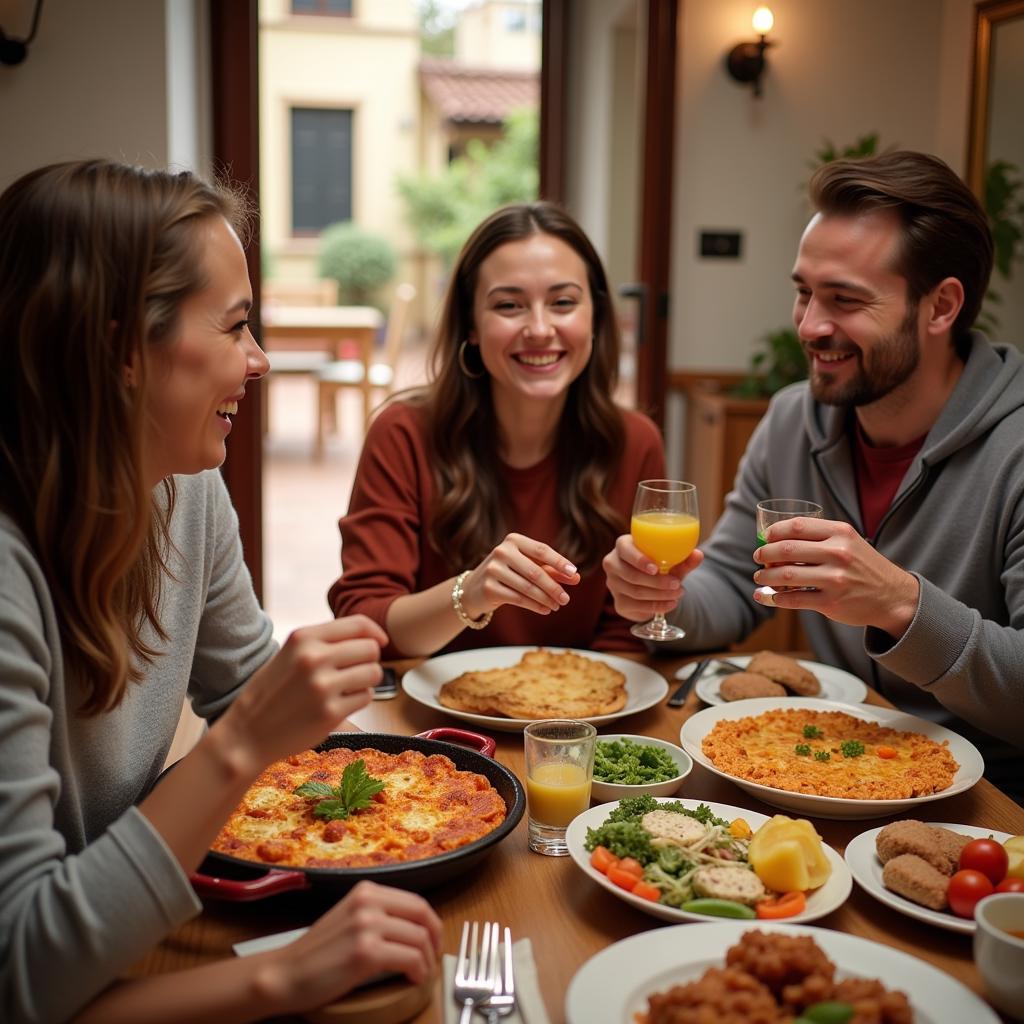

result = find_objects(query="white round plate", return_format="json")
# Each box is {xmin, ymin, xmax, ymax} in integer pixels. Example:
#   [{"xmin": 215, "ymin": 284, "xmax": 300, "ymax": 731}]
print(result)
[
  {"xmin": 677, "ymin": 655, "xmax": 868, "ymax": 706},
  {"xmin": 565, "ymin": 921, "xmax": 1000, "ymax": 1024},
  {"xmin": 845, "ymin": 822, "xmax": 1013, "ymax": 934},
  {"xmin": 566, "ymin": 796, "xmax": 851, "ymax": 924},
  {"xmin": 679, "ymin": 697, "xmax": 984, "ymax": 819},
  {"xmin": 401, "ymin": 646, "xmax": 668, "ymax": 733}
]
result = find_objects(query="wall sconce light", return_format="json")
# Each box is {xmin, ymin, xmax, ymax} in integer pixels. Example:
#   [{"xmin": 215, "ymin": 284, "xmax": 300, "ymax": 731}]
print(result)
[
  {"xmin": 0, "ymin": 0, "xmax": 45, "ymax": 67},
  {"xmin": 725, "ymin": 6, "xmax": 775, "ymax": 97}
]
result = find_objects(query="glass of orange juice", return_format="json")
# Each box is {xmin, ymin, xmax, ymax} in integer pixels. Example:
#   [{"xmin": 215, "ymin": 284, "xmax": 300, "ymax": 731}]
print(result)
[
  {"xmin": 524, "ymin": 720, "xmax": 596, "ymax": 856},
  {"xmin": 630, "ymin": 480, "xmax": 700, "ymax": 641}
]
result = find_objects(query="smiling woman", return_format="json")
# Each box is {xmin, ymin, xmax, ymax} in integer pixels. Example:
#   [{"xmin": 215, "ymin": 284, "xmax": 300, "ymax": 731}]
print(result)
[
  {"xmin": 0, "ymin": 159, "xmax": 441, "ymax": 1024},
  {"xmin": 329, "ymin": 201, "xmax": 667, "ymax": 659}
]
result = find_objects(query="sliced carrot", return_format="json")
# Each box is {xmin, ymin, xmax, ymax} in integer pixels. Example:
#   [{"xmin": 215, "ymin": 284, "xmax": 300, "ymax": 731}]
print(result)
[
  {"xmin": 631, "ymin": 880, "xmax": 662, "ymax": 902},
  {"xmin": 607, "ymin": 865, "xmax": 641, "ymax": 891},
  {"xmin": 877, "ymin": 746, "xmax": 898, "ymax": 759},
  {"xmin": 616, "ymin": 857, "xmax": 645, "ymax": 879},
  {"xmin": 756, "ymin": 891, "xmax": 807, "ymax": 919},
  {"xmin": 590, "ymin": 846, "xmax": 619, "ymax": 874}
]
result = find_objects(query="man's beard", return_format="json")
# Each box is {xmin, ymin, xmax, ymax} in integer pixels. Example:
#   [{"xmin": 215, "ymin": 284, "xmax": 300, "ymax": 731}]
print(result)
[{"xmin": 807, "ymin": 303, "xmax": 920, "ymax": 407}]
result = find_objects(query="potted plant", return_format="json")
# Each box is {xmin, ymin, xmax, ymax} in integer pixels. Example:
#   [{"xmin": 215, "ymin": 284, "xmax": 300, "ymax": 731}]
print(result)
[{"xmin": 317, "ymin": 222, "xmax": 396, "ymax": 307}]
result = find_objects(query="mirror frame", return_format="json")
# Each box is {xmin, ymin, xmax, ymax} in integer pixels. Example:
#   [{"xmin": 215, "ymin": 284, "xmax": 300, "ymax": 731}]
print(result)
[{"xmin": 967, "ymin": 0, "xmax": 1024, "ymax": 195}]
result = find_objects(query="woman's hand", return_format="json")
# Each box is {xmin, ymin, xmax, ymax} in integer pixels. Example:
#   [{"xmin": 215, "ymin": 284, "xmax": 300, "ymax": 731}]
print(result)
[
  {"xmin": 602, "ymin": 534, "xmax": 703, "ymax": 622},
  {"xmin": 458, "ymin": 533, "xmax": 581, "ymax": 618},
  {"xmin": 260, "ymin": 881, "xmax": 443, "ymax": 1014},
  {"xmin": 220, "ymin": 616, "xmax": 387, "ymax": 769}
]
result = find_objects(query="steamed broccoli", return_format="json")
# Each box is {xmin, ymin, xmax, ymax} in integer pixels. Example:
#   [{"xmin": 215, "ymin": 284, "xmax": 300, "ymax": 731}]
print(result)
[{"xmin": 583, "ymin": 820, "xmax": 655, "ymax": 863}]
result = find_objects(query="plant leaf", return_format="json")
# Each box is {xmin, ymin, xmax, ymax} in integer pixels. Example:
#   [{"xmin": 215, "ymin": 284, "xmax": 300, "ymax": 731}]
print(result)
[
  {"xmin": 293, "ymin": 780, "xmax": 335, "ymax": 799},
  {"xmin": 338, "ymin": 758, "xmax": 387, "ymax": 813}
]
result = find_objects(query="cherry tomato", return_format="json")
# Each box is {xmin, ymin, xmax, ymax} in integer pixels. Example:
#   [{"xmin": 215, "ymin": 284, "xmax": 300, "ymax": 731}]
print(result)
[
  {"xmin": 959, "ymin": 838, "xmax": 1009, "ymax": 885},
  {"xmin": 616, "ymin": 857, "xmax": 645, "ymax": 879},
  {"xmin": 996, "ymin": 877, "xmax": 1024, "ymax": 894},
  {"xmin": 632, "ymin": 880, "xmax": 662, "ymax": 902},
  {"xmin": 756, "ymin": 891, "xmax": 807, "ymax": 920},
  {"xmin": 606, "ymin": 865, "xmax": 640, "ymax": 891},
  {"xmin": 590, "ymin": 846, "xmax": 618, "ymax": 874},
  {"xmin": 947, "ymin": 869, "xmax": 995, "ymax": 918}
]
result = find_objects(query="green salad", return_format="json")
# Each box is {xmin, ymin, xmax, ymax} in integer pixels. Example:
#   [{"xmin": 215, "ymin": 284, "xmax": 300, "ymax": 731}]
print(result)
[
  {"xmin": 593, "ymin": 737, "xmax": 681, "ymax": 785},
  {"xmin": 583, "ymin": 795, "xmax": 761, "ymax": 915}
]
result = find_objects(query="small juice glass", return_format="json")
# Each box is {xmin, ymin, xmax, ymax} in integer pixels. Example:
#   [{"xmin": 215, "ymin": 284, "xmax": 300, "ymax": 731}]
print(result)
[
  {"xmin": 523, "ymin": 720, "xmax": 596, "ymax": 856},
  {"xmin": 755, "ymin": 498, "xmax": 824, "ymax": 597}
]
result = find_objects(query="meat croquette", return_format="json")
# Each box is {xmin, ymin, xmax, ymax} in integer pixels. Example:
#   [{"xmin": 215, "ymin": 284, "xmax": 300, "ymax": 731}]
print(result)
[
  {"xmin": 876, "ymin": 819, "xmax": 955, "ymax": 874},
  {"xmin": 745, "ymin": 651, "xmax": 822, "ymax": 696},
  {"xmin": 881, "ymin": 853, "xmax": 950, "ymax": 911},
  {"xmin": 720, "ymin": 672, "xmax": 787, "ymax": 701}
]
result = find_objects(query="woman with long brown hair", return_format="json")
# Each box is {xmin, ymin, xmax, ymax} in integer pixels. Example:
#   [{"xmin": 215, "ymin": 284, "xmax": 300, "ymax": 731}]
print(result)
[
  {"xmin": 329, "ymin": 202, "xmax": 665, "ymax": 657},
  {"xmin": 0, "ymin": 159, "xmax": 439, "ymax": 1024}
]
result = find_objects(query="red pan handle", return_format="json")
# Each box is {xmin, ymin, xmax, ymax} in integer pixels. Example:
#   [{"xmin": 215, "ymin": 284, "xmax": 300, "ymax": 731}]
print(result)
[
  {"xmin": 415, "ymin": 727, "xmax": 496, "ymax": 758},
  {"xmin": 190, "ymin": 867, "xmax": 311, "ymax": 901}
]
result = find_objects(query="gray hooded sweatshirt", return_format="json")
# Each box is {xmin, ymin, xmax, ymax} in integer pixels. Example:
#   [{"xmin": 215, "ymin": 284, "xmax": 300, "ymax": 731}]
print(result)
[{"xmin": 670, "ymin": 334, "xmax": 1024, "ymax": 791}]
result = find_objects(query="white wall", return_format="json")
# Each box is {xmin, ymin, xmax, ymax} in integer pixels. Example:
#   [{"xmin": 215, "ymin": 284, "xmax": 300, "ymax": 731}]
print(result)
[
  {"xmin": 0, "ymin": 0, "xmax": 208, "ymax": 189},
  {"xmin": 669, "ymin": 0, "xmax": 971, "ymax": 372},
  {"xmin": 564, "ymin": 0, "xmax": 981, "ymax": 374}
]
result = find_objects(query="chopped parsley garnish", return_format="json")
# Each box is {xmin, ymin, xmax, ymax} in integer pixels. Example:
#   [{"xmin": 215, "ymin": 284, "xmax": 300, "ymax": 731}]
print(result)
[
  {"xmin": 814, "ymin": 750, "xmax": 831, "ymax": 762},
  {"xmin": 795, "ymin": 743, "xmax": 812, "ymax": 757},
  {"xmin": 294, "ymin": 758, "xmax": 385, "ymax": 821},
  {"xmin": 803, "ymin": 725, "xmax": 824, "ymax": 739},
  {"xmin": 840, "ymin": 740, "xmax": 866, "ymax": 759}
]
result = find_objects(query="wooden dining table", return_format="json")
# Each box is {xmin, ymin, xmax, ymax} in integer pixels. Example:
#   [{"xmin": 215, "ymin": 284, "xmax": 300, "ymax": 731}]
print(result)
[{"xmin": 133, "ymin": 652, "xmax": 1024, "ymax": 1022}]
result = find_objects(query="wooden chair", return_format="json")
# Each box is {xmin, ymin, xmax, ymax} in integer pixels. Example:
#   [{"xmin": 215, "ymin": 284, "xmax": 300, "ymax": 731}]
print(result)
[{"xmin": 314, "ymin": 282, "xmax": 417, "ymax": 458}]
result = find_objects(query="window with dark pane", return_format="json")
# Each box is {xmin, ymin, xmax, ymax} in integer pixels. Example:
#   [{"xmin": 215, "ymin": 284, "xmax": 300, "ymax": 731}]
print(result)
[
  {"xmin": 291, "ymin": 0, "xmax": 353, "ymax": 14},
  {"xmin": 291, "ymin": 108, "xmax": 353, "ymax": 234}
]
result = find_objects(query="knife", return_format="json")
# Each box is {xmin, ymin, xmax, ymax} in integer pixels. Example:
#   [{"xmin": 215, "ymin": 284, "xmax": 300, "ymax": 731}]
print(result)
[{"xmin": 667, "ymin": 659, "xmax": 710, "ymax": 707}]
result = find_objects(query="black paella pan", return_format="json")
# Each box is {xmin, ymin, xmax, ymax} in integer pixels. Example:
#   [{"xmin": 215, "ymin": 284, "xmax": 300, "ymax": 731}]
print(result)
[{"xmin": 190, "ymin": 728, "xmax": 525, "ymax": 901}]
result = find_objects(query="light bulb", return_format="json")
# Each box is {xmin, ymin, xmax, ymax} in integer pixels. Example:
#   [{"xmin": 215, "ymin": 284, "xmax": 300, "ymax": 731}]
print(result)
[{"xmin": 752, "ymin": 6, "xmax": 774, "ymax": 35}]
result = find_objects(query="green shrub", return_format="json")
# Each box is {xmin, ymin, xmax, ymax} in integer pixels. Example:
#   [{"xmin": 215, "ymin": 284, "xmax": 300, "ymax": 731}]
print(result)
[{"xmin": 317, "ymin": 222, "xmax": 396, "ymax": 305}]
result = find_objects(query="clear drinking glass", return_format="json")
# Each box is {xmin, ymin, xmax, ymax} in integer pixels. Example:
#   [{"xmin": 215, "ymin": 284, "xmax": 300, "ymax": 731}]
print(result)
[
  {"xmin": 755, "ymin": 498, "xmax": 824, "ymax": 597},
  {"xmin": 630, "ymin": 480, "xmax": 700, "ymax": 641},
  {"xmin": 523, "ymin": 720, "xmax": 596, "ymax": 856}
]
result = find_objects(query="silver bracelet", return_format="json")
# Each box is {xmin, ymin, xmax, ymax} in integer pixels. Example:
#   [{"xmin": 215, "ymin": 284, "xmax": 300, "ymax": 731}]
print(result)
[{"xmin": 451, "ymin": 570, "xmax": 493, "ymax": 630}]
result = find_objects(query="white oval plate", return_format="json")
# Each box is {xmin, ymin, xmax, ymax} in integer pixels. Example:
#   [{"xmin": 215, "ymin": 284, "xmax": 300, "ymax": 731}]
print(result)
[
  {"xmin": 401, "ymin": 646, "xmax": 668, "ymax": 733},
  {"xmin": 566, "ymin": 796, "xmax": 851, "ymax": 924},
  {"xmin": 845, "ymin": 822, "xmax": 1013, "ymax": 934},
  {"xmin": 677, "ymin": 655, "xmax": 868, "ymax": 706},
  {"xmin": 565, "ymin": 921, "xmax": 1000, "ymax": 1024},
  {"xmin": 679, "ymin": 697, "xmax": 984, "ymax": 819}
]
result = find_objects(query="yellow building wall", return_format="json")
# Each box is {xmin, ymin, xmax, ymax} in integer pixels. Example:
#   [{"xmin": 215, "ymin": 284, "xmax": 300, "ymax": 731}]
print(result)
[{"xmin": 258, "ymin": 0, "xmax": 420, "ymax": 294}]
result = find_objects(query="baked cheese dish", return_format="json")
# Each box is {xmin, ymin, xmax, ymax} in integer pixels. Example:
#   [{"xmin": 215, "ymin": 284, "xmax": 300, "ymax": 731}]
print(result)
[
  {"xmin": 701, "ymin": 708, "xmax": 959, "ymax": 800},
  {"xmin": 211, "ymin": 745, "xmax": 507, "ymax": 869}
]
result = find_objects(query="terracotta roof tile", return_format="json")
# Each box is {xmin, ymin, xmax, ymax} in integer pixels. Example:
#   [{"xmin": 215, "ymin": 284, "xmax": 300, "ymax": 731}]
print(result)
[{"xmin": 419, "ymin": 57, "xmax": 538, "ymax": 124}]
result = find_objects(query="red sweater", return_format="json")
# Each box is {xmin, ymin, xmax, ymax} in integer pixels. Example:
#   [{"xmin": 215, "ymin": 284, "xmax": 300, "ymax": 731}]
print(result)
[{"xmin": 329, "ymin": 401, "xmax": 666, "ymax": 658}]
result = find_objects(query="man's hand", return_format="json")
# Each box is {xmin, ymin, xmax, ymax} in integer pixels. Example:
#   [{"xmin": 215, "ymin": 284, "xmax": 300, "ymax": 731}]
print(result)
[
  {"xmin": 602, "ymin": 534, "xmax": 703, "ymax": 622},
  {"xmin": 753, "ymin": 517, "xmax": 919, "ymax": 637}
]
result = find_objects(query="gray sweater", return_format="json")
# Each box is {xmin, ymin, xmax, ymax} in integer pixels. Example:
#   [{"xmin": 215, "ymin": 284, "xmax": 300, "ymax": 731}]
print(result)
[
  {"xmin": 670, "ymin": 336, "xmax": 1024, "ymax": 789},
  {"xmin": 0, "ymin": 471, "xmax": 277, "ymax": 1024}
]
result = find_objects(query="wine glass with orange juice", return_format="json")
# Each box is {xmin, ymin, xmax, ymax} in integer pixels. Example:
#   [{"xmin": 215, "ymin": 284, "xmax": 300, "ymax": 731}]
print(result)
[{"xmin": 630, "ymin": 480, "xmax": 700, "ymax": 641}]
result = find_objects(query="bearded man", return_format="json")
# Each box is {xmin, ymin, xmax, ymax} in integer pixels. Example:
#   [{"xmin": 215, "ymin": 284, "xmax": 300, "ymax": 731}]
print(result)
[{"xmin": 605, "ymin": 150, "xmax": 1024, "ymax": 799}]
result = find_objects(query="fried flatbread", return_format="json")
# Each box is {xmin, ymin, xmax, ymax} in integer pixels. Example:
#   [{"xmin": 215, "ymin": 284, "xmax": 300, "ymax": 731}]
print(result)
[{"xmin": 439, "ymin": 648, "xmax": 627, "ymax": 719}]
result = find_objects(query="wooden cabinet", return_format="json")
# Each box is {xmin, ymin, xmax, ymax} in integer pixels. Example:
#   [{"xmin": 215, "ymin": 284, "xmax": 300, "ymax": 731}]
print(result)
[{"xmin": 680, "ymin": 379, "xmax": 807, "ymax": 653}]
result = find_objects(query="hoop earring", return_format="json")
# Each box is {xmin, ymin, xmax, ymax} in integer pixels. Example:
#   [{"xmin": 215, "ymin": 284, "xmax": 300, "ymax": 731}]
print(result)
[{"xmin": 458, "ymin": 340, "xmax": 485, "ymax": 380}]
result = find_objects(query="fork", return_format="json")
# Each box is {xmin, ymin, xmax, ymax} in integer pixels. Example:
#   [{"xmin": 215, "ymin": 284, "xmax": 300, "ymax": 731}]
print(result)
[
  {"xmin": 480, "ymin": 925, "xmax": 516, "ymax": 1023},
  {"xmin": 453, "ymin": 920, "xmax": 498, "ymax": 1024}
]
